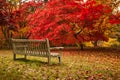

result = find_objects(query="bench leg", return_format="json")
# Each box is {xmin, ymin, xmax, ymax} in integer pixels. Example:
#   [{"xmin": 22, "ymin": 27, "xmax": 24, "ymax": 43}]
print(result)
[
  {"xmin": 48, "ymin": 57, "xmax": 51, "ymax": 65},
  {"xmin": 13, "ymin": 54, "xmax": 16, "ymax": 60},
  {"xmin": 24, "ymin": 55, "xmax": 27, "ymax": 59},
  {"xmin": 58, "ymin": 57, "xmax": 61, "ymax": 64}
]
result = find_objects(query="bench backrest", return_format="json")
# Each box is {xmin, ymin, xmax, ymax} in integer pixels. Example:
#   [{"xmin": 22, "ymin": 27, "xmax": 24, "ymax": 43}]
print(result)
[{"xmin": 11, "ymin": 38, "xmax": 51, "ymax": 57}]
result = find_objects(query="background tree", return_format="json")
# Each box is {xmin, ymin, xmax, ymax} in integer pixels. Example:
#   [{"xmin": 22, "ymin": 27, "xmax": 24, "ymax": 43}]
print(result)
[
  {"xmin": 0, "ymin": 0, "xmax": 17, "ymax": 48},
  {"xmin": 102, "ymin": 0, "xmax": 120, "ymax": 41},
  {"xmin": 0, "ymin": 0, "xmax": 42, "ymax": 48},
  {"xmin": 89, "ymin": 0, "xmax": 120, "ymax": 47},
  {"xmin": 12, "ymin": 1, "xmax": 43, "ymax": 39}
]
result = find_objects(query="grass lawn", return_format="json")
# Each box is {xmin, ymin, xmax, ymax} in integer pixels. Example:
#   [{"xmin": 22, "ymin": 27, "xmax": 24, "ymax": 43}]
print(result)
[{"xmin": 0, "ymin": 48, "xmax": 120, "ymax": 80}]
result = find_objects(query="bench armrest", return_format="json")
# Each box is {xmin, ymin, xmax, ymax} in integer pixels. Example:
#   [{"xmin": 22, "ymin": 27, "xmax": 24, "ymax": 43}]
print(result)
[
  {"xmin": 50, "ymin": 47, "xmax": 64, "ymax": 50},
  {"xmin": 50, "ymin": 47, "xmax": 64, "ymax": 56}
]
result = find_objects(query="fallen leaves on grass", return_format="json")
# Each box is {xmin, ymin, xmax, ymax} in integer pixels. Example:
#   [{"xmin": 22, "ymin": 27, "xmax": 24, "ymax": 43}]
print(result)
[{"xmin": 0, "ymin": 48, "xmax": 120, "ymax": 80}]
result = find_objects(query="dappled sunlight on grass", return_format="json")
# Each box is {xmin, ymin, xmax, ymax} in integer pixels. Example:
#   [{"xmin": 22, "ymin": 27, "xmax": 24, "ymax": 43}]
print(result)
[{"xmin": 0, "ymin": 48, "xmax": 120, "ymax": 80}]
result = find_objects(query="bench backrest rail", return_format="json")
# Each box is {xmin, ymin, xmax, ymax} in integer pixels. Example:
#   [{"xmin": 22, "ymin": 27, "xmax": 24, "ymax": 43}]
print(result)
[{"xmin": 12, "ymin": 38, "xmax": 51, "ymax": 57}]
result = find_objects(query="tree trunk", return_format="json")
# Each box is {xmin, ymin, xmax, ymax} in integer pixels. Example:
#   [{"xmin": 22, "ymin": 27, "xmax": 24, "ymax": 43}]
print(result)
[
  {"xmin": 80, "ymin": 43, "xmax": 84, "ymax": 50},
  {"xmin": 44, "ymin": 0, "xmax": 48, "ymax": 3},
  {"xmin": 92, "ymin": 40, "xmax": 98, "ymax": 47},
  {"xmin": 1, "ymin": 26, "xmax": 12, "ymax": 49}
]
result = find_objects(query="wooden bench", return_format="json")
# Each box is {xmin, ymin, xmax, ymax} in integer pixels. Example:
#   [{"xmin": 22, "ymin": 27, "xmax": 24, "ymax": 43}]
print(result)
[{"xmin": 11, "ymin": 38, "xmax": 63, "ymax": 64}]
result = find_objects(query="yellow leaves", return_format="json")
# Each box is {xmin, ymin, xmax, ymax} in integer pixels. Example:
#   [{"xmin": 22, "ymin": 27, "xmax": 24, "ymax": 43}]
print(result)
[
  {"xmin": 106, "ymin": 23, "xmax": 111, "ymax": 28},
  {"xmin": 15, "ymin": 0, "xmax": 20, "ymax": 2},
  {"xmin": 96, "ymin": 0, "xmax": 112, "ymax": 5},
  {"xmin": 18, "ymin": 26, "xmax": 30, "ymax": 34},
  {"xmin": 101, "ymin": 16, "xmax": 111, "ymax": 29},
  {"xmin": 16, "ymin": 26, "xmax": 30, "ymax": 38},
  {"xmin": 9, "ymin": 0, "xmax": 20, "ymax": 2},
  {"xmin": 70, "ymin": 23, "xmax": 82, "ymax": 34},
  {"xmin": 94, "ymin": 15, "xmax": 111, "ymax": 32},
  {"xmin": 74, "ymin": 25, "xmax": 82, "ymax": 34}
]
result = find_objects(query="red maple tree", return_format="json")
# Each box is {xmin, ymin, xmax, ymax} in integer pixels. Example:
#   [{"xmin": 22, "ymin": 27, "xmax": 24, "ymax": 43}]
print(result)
[{"xmin": 28, "ymin": 0, "xmax": 113, "ymax": 46}]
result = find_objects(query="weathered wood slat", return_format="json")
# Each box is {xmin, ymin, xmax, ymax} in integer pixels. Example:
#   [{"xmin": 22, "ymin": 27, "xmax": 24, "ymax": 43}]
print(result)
[{"xmin": 11, "ymin": 38, "xmax": 63, "ymax": 64}]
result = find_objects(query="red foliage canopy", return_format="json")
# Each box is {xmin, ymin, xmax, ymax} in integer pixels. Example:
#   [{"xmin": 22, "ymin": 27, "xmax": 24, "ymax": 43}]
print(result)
[{"xmin": 28, "ymin": 0, "xmax": 112, "ymax": 46}]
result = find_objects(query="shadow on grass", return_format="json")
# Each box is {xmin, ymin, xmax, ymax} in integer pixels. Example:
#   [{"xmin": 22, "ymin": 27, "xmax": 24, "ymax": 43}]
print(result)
[{"xmin": 14, "ymin": 58, "xmax": 63, "ymax": 66}]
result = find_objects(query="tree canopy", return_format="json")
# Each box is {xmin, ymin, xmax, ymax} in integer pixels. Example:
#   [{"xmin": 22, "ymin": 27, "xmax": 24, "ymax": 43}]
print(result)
[
  {"xmin": 0, "ymin": 0, "xmax": 120, "ymax": 48},
  {"xmin": 28, "ymin": 0, "xmax": 116, "ymax": 46}
]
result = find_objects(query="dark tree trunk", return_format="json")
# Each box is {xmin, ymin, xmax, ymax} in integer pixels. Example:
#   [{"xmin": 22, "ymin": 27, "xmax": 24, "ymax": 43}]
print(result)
[
  {"xmin": 92, "ymin": 40, "xmax": 98, "ymax": 47},
  {"xmin": 1, "ymin": 26, "xmax": 13, "ymax": 49},
  {"xmin": 44, "ymin": 0, "xmax": 48, "ymax": 3},
  {"xmin": 80, "ymin": 43, "xmax": 84, "ymax": 50}
]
